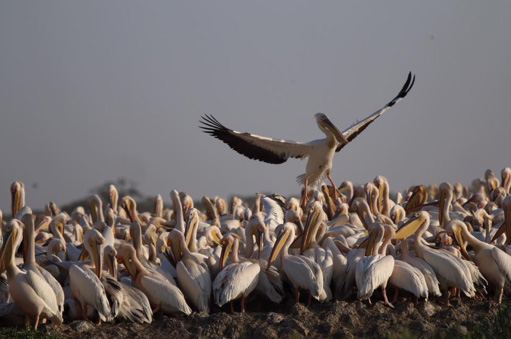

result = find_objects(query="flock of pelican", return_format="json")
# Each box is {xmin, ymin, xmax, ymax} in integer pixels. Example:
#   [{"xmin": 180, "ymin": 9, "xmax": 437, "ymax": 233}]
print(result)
[
  {"xmin": 2, "ymin": 72, "xmax": 510, "ymax": 331},
  {"xmin": 2, "ymin": 167, "xmax": 511, "ymax": 329}
]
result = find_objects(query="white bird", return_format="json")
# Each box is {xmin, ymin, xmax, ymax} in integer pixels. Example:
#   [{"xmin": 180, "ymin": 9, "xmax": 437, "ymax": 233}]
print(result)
[
  {"xmin": 447, "ymin": 217, "xmax": 511, "ymax": 304},
  {"xmin": 117, "ymin": 244, "xmax": 192, "ymax": 316},
  {"xmin": 355, "ymin": 223, "xmax": 395, "ymax": 307},
  {"xmin": 267, "ymin": 222, "xmax": 325, "ymax": 305},
  {"xmin": 69, "ymin": 229, "xmax": 112, "ymax": 324},
  {"xmin": 167, "ymin": 229, "xmax": 212, "ymax": 313},
  {"xmin": 400, "ymin": 211, "xmax": 479, "ymax": 306},
  {"xmin": 0, "ymin": 220, "xmax": 62, "ymax": 329},
  {"xmin": 213, "ymin": 233, "xmax": 260, "ymax": 312},
  {"xmin": 400, "ymin": 239, "xmax": 441, "ymax": 298},
  {"xmin": 200, "ymin": 73, "xmax": 415, "ymax": 206},
  {"xmin": 20, "ymin": 213, "xmax": 65, "ymax": 314}
]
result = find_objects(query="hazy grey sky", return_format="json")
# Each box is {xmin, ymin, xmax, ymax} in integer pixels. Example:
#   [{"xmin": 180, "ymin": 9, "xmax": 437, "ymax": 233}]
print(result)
[{"xmin": 1, "ymin": 1, "xmax": 510, "ymax": 212}]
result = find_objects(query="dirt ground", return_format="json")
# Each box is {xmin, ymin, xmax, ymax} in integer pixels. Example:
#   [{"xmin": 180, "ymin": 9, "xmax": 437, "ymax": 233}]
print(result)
[{"xmin": 35, "ymin": 293, "xmax": 498, "ymax": 339}]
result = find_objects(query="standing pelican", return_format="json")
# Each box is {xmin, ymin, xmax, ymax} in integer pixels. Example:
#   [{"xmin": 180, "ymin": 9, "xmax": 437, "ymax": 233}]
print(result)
[
  {"xmin": 213, "ymin": 233, "xmax": 260, "ymax": 312},
  {"xmin": 267, "ymin": 222, "xmax": 325, "ymax": 304},
  {"xmin": 399, "ymin": 211, "xmax": 478, "ymax": 305},
  {"xmin": 447, "ymin": 218, "xmax": 511, "ymax": 304},
  {"xmin": 167, "ymin": 229, "xmax": 212, "ymax": 313},
  {"xmin": 355, "ymin": 223, "xmax": 395, "ymax": 307},
  {"xmin": 117, "ymin": 244, "xmax": 191, "ymax": 316},
  {"xmin": 200, "ymin": 73, "xmax": 415, "ymax": 206},
  {"xmin": 0, "ymin": 220, "xmax": 62, "ymax": 329},
  {"xmin": 20, "ymin": 213, "xmax": 65, "ymax": 314},
  {"xmin": 69, "ymin": 229, "xmax": 112, "ymax": 324}
]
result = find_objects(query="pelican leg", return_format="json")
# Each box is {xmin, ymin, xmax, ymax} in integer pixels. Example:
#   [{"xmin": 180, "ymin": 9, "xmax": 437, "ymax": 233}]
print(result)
[
  {"xmin": 443, "ymin": 290, "xmax": 452, "ymax": 307},
  {"xmin": 34, "ymin": 314, "xmax": 40, "ymax": 331},
  {"xmin": 295, "ymin": 288, "xmax": 301, "ymax": 304},
  {"xmin": 326, "ymin": 173, "xmax": 340, "ymax": 200},
  {"xmin": 152, "ymin": 304, "xmax": 160, "ymax": 315},
  {"xmin": 392, "ymin": 286, "xmax": 399, "ymax": 303},
  {"xmin": 230, "ymin": 301, "xmax": 234, "ymax": 313},
  {"xmin": 82, "ymin": 304, "xmax": 89, "ymax": 321},
  {"xmin": 241, "ymin": 296, "xmax": 246, "ymax": 313},
  {"xmin": 497, "ymin": 286, "xmax": 504, "ymax": 304},
  {"xmin": 300, "ymin": 179, "xmax": 309, "ymax": 209},
  {"xmin": 382, "ymin": 287, "xmax": 394, "ymax": 308},
  {"xmin": 307, "ymin": 292, "xmax": 312, "ymax": 307},
  {"xmin": 25, "ymin": 313, "xmax": 31, "ymax": 327}
]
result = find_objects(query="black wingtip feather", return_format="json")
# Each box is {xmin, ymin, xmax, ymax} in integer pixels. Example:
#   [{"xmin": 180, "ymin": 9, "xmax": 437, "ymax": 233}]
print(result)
[
  {"xmin": 387, "ymin": 72, "xmax": 415, "ymax": 108},
  {"xmin": 198, "ymin": 115, "xmax": 289, "ymax": 164}
]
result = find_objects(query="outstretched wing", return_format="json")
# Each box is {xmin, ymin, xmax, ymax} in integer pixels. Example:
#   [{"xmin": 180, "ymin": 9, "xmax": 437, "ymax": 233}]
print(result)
[
  {"xmin": 199, "ymin": 115, "xmax": 313, "ymax": 164},
  {"xmin": 337, "ymin": 72, "xmax": 415, "ymax": 152}
]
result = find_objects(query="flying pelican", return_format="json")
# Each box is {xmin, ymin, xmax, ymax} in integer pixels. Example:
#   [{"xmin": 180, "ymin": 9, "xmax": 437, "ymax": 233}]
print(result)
[{"xmin": 200, "ymin": 73, "xmax": 415, "ymax": 206}]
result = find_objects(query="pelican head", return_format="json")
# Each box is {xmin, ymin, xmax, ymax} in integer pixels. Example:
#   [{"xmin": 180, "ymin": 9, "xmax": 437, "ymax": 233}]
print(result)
[
  {"xmin": 121, "ymin": 196, "xmax": 138, "ymax": 222},
  {"xmin": 246, "ymin": 215, "xmax": 265, "ymax": 259},
  {"xmin": 438, "ymin": 182, "xmax": 453, "ymax": 225},
  {"xmin": 405, "ymin": 185, "xmax": 428, "ymax": 214},
  {"xmin": 393, "ymin": 211, "xmax": 430, "ymax": 240},
  {"xmin": 219, "ymin": 233, "xmax": 238, "ymax": 271},
  {"xmin": 181, "ymin": 193, "xmax": 194, "ymax": 216},
  {"xmin": 300, "ymin": 201, "xmax": 324, "ymax": 254},
  {"xmin": 492, "ymin": 196, "xmax": 511, "ymax": 244},
  {"xmin": 83, "ymin": 229, "xmax": 105, "ymax": 279},
  {"xmin": 10, "ymin": 181, "xmax": 25, "ymax": 218},
  {"xmin": 103, "ymin": 245, "xmax": 118, "ymax": 279},
  {"xmin": 166, "ymin": 229, "xmax": 185, "ymax": 262},
  {"xmin": 0, "ymin": 220, "xmax": 23, "ymax": 274},
  {"xmin": 117, "ymin": 244, "xmax": 138, "ymax": 279},
  {"xmin": 184, "ymin": 208, "xmax": 200, "ymax": 248},
  {"xmin": 267, "ymin": 222, "xmax": 295, "ymax": 271},
  {"xmin": 445, "ymin": 220, "xmax": 472, "ymax": 261},
  {"xmin": 109, "ymin": 184, "xmax": 118, "ymax": 211},
  {"xmin": 502, "ymin": 167, "xmax": 511, "ymax": 192},
  {"xmin": 314, "ymin": 113, "xmax": 349, "ymax": 144},
  {"xmin": 154, "ymin": 194, "xmax": 163, "ymax": 218}
]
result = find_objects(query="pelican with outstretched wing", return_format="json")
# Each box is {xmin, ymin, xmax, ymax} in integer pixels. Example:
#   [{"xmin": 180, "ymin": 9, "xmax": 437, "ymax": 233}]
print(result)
[{"xmin": 200, "ymin": 72, "xmax": 415, "ymax": 206}]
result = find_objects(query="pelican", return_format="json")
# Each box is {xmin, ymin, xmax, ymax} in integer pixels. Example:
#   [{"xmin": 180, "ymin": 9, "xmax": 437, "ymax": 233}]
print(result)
[
  {"xmin": 11, "ymin": 181, "xmax": 31, "ymax": 220},
  {"xmin": 0, "ymin": 220, "xmax": 62, "ymax": 329},
  {"xmin": 103, "ymin": 245, "xmax": 153, "ymax": 323},
  {"xmin": 20, "ymin": 213, "xmax": 65, "ymax": 314},
  {"xmin": 167, "ymin": 229, "xmax": 212, "ymax": 313},
  {"xmin": 301, "ymin": 202, "xmax": 333, "ymax": 302},
  {"xmin": 398, "ymin": 211, "xmax": 478, "ymax": 305},
  {"xmin": 213, "ymin": 233, "xmax": 260, "ymax": 312},
  {"xmin": 200, "ymin": 73, "xmax": 415, "ymax": 206},
  {"xmin": 117, "ymin": 244, "xmax": 192, "ymax": 315},
  {"xmin": 69, "ymin": 229, "xmax": 112, "ymax": 324},
  {"xmin": 267, "ymin": 222, "xmax": 325, "ymax": 305},
  {"xmin": 447, "ymin": 217, "xmax": 511, "ymax": 304},
  {"xmin": 400, "ymin": 239, "xmax": 441, "ymax": 298},
  {"xmin": 355, "ymin": 223, "xmax": 395, "ymax": 307}
]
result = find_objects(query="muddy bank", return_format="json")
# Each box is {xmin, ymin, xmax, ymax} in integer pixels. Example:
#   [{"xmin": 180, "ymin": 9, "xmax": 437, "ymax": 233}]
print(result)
[{"xmin": 38, "ymin": 297, "xmax": 498, "ymax": 339}]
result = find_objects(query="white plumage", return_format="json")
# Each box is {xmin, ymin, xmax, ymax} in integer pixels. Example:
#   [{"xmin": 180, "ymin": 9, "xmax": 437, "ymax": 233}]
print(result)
[{"xmin": 213, "ymin": 261, "xmax": 260, "ymax": 307}]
